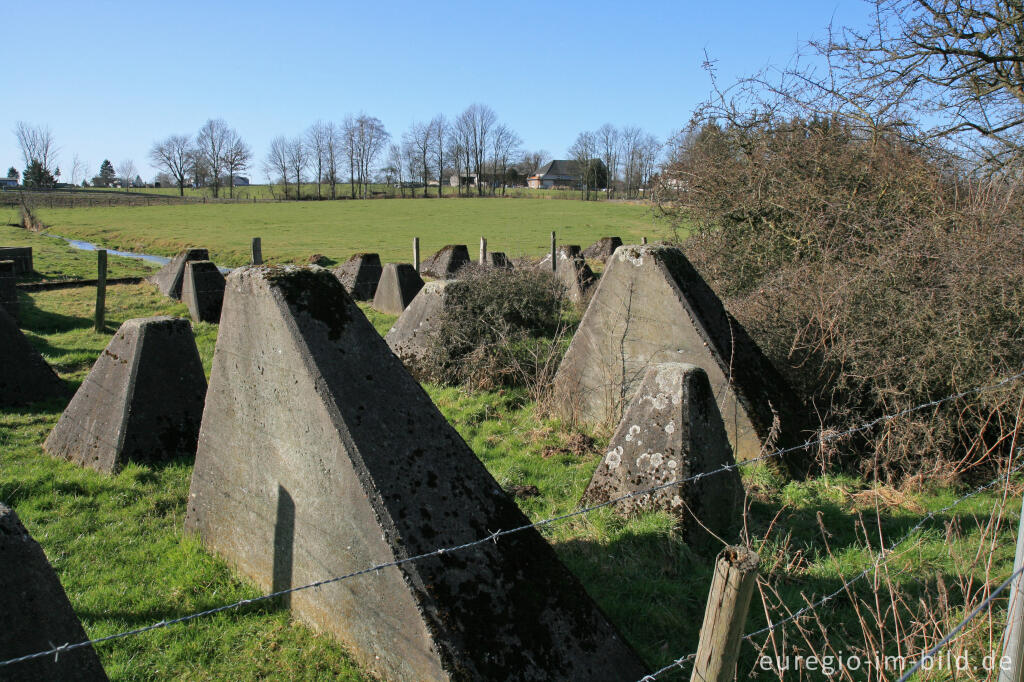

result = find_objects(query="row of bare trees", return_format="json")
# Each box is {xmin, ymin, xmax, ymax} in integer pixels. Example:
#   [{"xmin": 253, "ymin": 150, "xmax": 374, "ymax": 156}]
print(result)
[
  {"xmin": 569, "ymin": 124, "xmax": 661, "ymax": 200},
  {"xmin": 149, "ymin": 119, "xmax": 252, "ymax": 198}
]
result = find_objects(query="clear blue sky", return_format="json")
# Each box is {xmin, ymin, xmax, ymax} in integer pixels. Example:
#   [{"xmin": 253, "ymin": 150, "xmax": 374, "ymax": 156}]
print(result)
[{"xmin": 3, "ymin": 0, "xmax": 873, "ymax": 182}]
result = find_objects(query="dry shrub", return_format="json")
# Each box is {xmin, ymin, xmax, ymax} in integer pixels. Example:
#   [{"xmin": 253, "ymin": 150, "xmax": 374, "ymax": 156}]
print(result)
[
  {"xmin": 420, "ymin": 264, "xmax": 574, "ymax": 397},
  {"xmin": 663, "ymin": 118, "xmax": 1024, "ymax": 481}
]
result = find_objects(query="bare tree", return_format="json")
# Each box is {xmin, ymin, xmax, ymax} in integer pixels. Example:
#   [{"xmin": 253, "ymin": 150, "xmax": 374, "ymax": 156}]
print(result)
[
  {"xmin": 117, "ymin": 159, "xmax": 138, "ymax": 190},
  {"xmin": 195, "ymin": 118, "xmax": 232, "ymax": 197},
  {"xmin": 519, "ymin": 150, "xmax": 548, "ymax": 179},
  {"xmin": 70, "ymin": 154, "xmax": 88, "ymax": 188},
  {"xmin": 287, "ymin": 137, "xmax": 307, "ymax": 200},
  {"xmin": 457, "ymin": 104, "xmax": 497, "ymax": 196},
  {"xmin": 323, "ymin": 121, "xmax": 342, "ymax": 199},
  {"xmin": 597, "ymin": 124, "xmax": 621, "ymax": 198},
  {"xmin": 620, "ymin": 126, "xmax": 643, "ymax": 198},
  {"xmin": 385, "ymin": 143, "xmax": 406, "ymax": 197},
  {"xmin": 569, "ymin": 131, "xmax": 598, "ymax": 200},
  {"xmin": 490, "ymin": 123, "xmax": 522, "ymax": 195},
  {"xmin": 263, "ymin": 136, "xmax": 291, "ymax": 199},
  {"xmin": 306, "ymin": 121, "xmax": 330, "ymax": 200},
  {"xmin": 403, "ymin": 121, "xmax": 432, "ymax": 197},
  {"xmin": 351, "ymin": 115, "xmax": 389, "ymax": 198},
  {"xmin": 149, "ymin": 135, "xmax": 193, "ymax": 196},
  {"xmin": 223, "ymin": 135, "xmax": 252, "ymax": 198},
  {"xmin": 342, "ymin": 115, "xmax": 358, "ymax": 198},
  {"xmin": 14, "ymin": 122, "xmax": 58, "ymax": 177},
  {"xmin": 431, "ymin": 115, "xmax": 448, "ymax": 197}
]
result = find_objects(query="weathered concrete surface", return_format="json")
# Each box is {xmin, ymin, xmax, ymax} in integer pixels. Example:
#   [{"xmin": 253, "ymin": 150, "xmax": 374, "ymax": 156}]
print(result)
[
  {"xmin": 420, "ymin": 244, "xmax": 470, "ymax": 278},
  {"xmin": 537, "ymin": 246, "xmax": 595, "ymax": 304},
  {"xmin": 148, "ymin": 248, "xmax": 210, "ymax": 300},
  {"xmin": 181, "ymin": 260, "xmax": 226, "ymax": 323},
  {"xmin": 185, "ymin": 266, "xmax": 647, "ymax": 681},
  {"xmin": 331, "ymin": 253, "xmax": 382, "ymax": 300},
  {"xmin": 0, "ymin": 307, "xmax": 65, "ymax": 407},
  {"xmin": 552, "ymin": 245, "xmax": 807, "ymax": 465},
  {"xmin": 582, "ymin": 237, "xmax": 623, "ymax": 262},
  {"xmin": 384, "ymin": 280, "xmax": 452, "ymax": 375},
  {"xmin": 0, "ymin": 503, "xmax": 108, "ymax": 681},
  {"xmin": 581, "ymin": 363, "xmax": 742, "ymax": 540},
  {"xmin": 44, "ymin": 317, "xmax": 207, "ymax": 474},
  {"xmin": 0, "ymin": 259, "xmax": 17, "ymax": 321},
  {"xmin": 372, "ymin": 262, "xmax": 424, "ymax": 315},
  {"xmin": 0, "ymin": 246, "xmax": 33, "ymax": 275},
  {"xmin": 485, "ymin": 251, "xmax": 511, "ymax": 268}
]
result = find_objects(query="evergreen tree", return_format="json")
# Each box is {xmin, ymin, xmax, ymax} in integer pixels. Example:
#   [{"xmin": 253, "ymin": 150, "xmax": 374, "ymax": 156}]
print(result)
[
  {"xmin": 94, "ymin": 159, "xmax": 116, "ymax": 187},
  {"xmin": 6, "ymin": 167, "xmax": 18, "ymax": 182},
  {"xmin": 23, "ymin": 160, "xmax": 56, "ymax": 188}
]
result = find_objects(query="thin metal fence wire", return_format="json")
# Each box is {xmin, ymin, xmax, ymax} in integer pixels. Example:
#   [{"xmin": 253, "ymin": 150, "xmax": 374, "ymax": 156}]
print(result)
[
  {"xmin": 1, "ymin": 371, "xmax": 1022, "ymax": 670},
  {"xmin": 896, "ymin": 564, "xmax": 1024, "ymax": 682},
  {"xmin": 641, "ymin": 456, "xmax": 1024, "ymax": 680}
]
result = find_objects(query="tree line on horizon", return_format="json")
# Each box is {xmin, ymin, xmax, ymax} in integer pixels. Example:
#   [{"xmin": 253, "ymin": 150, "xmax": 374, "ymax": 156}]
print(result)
[{"xmin": 9, "ymin": 109, "xmax": 662, "ymax": 201}]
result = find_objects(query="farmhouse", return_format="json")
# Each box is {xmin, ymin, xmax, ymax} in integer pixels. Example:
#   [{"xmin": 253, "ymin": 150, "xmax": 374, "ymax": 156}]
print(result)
[
  {"xmin": 527, "ymin": 160, "xmax": 577, "ymax": 189},
  {"xmin": 0, "ymin": 178, "xmax": 18, "ymax": 189}
]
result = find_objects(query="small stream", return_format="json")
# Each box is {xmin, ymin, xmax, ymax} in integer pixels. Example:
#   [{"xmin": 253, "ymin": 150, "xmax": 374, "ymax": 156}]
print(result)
[{"xmin": 49, "ymin": 234, "xmax": 232, "ymax": 273}]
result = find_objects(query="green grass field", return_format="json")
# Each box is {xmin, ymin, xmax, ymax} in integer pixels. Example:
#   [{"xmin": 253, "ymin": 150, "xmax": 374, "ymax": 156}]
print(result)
[{"xmin": 30, "ymin": 199, "xmax": 663, "ymax": 267}]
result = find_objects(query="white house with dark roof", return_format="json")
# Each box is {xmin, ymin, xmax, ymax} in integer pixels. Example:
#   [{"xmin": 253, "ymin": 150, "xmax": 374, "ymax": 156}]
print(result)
[{"xmin": 527, "ymin": 160, "xmax": 578, "ymax": 189}]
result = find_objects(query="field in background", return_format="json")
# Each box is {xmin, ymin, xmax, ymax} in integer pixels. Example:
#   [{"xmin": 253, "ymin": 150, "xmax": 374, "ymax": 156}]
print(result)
[{"xmin": 29, "ymin": 198, "xmax": 662, "ymax": 267}]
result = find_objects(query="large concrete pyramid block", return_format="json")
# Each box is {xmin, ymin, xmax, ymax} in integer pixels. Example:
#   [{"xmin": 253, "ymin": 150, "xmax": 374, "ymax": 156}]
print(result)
[
  {"xmin": 384, "ymin": 280, "xmax": 453, "ymax": 375},
  {"xmin": 582, "ymin": 236, "xmax": 623, "ymax": 262},
  {"xmin": 44, "ymin": 317, "xmax": 207, "ymax": 474},
  {"xmin": 485, "ymin": 251, "xmax": 511, "ymax": 268},
  {"xmin": 332, "ymin": 253, "xmax": 382, "ymax": 300},
  {"xmin": 0, "ymin": 503, "xmax": 108, "ymax": 681},
  {"xmin": 181, "ymin": 260, "xmax": 226, "ymax": 323},
  {"xmin": 372, "ymin": 262, "xmax": 424, "ymax": 315},
  {"xmin": 581, "ymin": 363, "xmax": 742, "ymax": 539},
  {"xmin": 552, "ymin": 245, "xmax": 806, "ymax": 464},
  {"xmin": 0, "ymin": 246, "xmax": 33, "ymax": 274},
  {"xmin": 149, "ymin": 248, "xmax": 209, "ymax": 300},
  {"xmin": 0, "ymin": 259, "xmax": 17, "ymax": 321},
  {"xmin": 0, "ymin": 307, "xmax": 65, "ymax": 407},
  {"xmin": 185, "ymin": 266, "xmax": 647, "ymax": 681},
  {"xmin": 420, "ymin": 244, "xmax": 470, "ymax": 278},
  {"xmin": 537, "ymin": 246, "xmax": 595, "ymax": 304}
]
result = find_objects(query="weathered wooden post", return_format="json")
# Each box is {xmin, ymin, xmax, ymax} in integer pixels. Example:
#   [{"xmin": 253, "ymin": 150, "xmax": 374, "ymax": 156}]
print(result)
[
  {"xmin": 691, "ymin": 545, "xmax": 760, "ymax": 682},
  {"xmin": 251, "ymin": 237, "xmax": 263, "ymax": 265},
  {"xmin": 94, "ymin": 250, "xmax": 107, "ymax": 333},
  {"xmin": 642, "ymin": 236, "xmax": 648, "ymax": 245},
  {"xmin": 480, "ymin": 237, "xmax": 487, "ymax": 264},
  {"xmin": 413, "ymin": 237, "xmax": 420, "ymax": 273},
  {"xmin": 550, "ymin": 231, "xmax": 557, "ymax": 272},
  {"xmin": 1000, "ymin": 492, "xmax": 1024, "ymax": 682}
]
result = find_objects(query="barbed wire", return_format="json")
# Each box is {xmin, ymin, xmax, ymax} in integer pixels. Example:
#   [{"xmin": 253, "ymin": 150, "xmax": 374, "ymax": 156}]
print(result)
[{"xmin": 1, "ymin": 370, "xmax": 1021, "ymax": 671}]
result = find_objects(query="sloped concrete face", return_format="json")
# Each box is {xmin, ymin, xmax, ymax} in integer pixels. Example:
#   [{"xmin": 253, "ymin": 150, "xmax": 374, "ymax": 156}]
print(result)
[
  {"xmin": 384, "ymin": 280, "xmax": 452, "ymax": 375},
  {"xmin": 44, "ymin": 316, "xmax": 207, "ymax": 474},
  {"xmin": 0, "ymin": 260, "xmax": 17, "ymax": 321},
  {"xmin": 0, "ymin": 307, "xmax": 65, "ymax": 407},
  {"xmin": 537, "ymin": 247, "xmax": 595, "ymax": 304},
  {"xmin": 332, "ymin": 253, "xmax": 382, "ymax": 300},
  {"xmin": 149, "ymin": 248, "xmax": 210, "ymax": 300},
  {"xmin": 420, "ymin": 244, "xmax": 470, "ymax": 278},
  {"xmin": 0, "ymin": 503, "xmax": 108, "ymax": 681},
  {"xmin": 0, "ymin": 246, "xmax": 33, "ymax": 274},
  {"xmin": 372, "ymin": 262, "xmax": 424, "ymax": 315},
  {"xmin": 582, "ymin": 237, "xmax": 623, "ymax": 262},
  {"xmin": 485, "ymin": 251, "xmax": 511, "ymax": 268},
  {"xmin": 581, "ymin": 363, "xmax": 742, "ymax": 540},
  {"xmin": 182, "ymin": 260, "xmax": 226, "ymax": 323},
  {"xmin": 552, "ymin": 245, "xmax": 806, "ymax": 464},
  {"xmin": 185, "ymin": 266, "xmax": 647, "ymax": 682}
]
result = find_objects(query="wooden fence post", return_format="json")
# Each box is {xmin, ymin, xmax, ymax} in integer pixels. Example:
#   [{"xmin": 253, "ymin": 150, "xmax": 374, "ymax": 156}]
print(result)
[
  {"xmin": 413, "ymin": 237, "xmax": 420, "ymax": 273},
  {"xmin": 480, "ymin": 237, "xmax": 487, "ymax": 264},
  {"xmin": 251, "ymin": 237, "xmax": 263, "ymax": 265},
  {"xmin": 550, "ymin": 231, "xmax": 556, "ymax": 272},
  {"xmin": 1000, "ymin": 492, "xmax": 1024, "ymax": 682},
  {"xmin": 642, "ymin": 236, "xmax": 648, "ymax": 245},
  {"xmin": 691, "ymin": 545, "xmax": 760, "ymax": 682},
  {"xmin": 94, "ymin": 250, "xmax": 107, "ymax": 333}
]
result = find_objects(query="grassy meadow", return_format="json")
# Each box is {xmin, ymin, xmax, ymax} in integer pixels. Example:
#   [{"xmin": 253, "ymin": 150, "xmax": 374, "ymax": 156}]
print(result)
[
  {"xmin": 27, "ymin": 198, "xmax": 662, "ymax": 267},
  {"xmin": 2, "ymin": 210, "xmax": 1020, "ymax": 680}
]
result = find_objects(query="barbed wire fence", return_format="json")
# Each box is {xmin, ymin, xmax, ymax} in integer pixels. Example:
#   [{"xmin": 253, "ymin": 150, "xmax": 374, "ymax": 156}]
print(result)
[{"xmin": 2, "ymin": 370, "xmax": 1023, "ymax": 677}]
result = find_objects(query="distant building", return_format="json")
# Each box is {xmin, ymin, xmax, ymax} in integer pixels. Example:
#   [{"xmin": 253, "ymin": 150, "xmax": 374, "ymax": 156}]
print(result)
[
  {"xmin": 233, "ymin": 176, "xmax": 250, "ymax": 187},
  {"xmin": 449, "ymin": 173, "xmax": 479, "ymax": 187},
  {"xmin": 0, "ymin": 178, "xmax": 18, "ymax": 189},
  {"xmin": 527, "ymin": 160, "xmax": 578, "ymax": 189}
]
